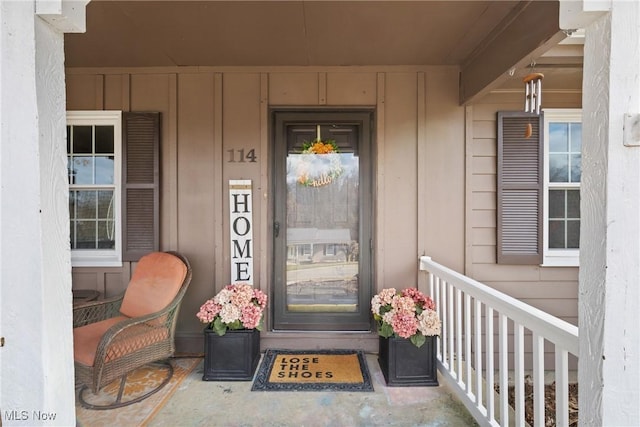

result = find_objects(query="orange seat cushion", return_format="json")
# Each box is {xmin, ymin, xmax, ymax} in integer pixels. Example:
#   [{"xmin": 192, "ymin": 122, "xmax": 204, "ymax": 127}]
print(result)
[
  {"xmin": 119, "ymin": 252, "xmax": 187, "ymax": 318},
  {"xmin": 73, "ymin": 316, "xmax": 129, "ymax": 366},
  {"xmin": 74, "ymin": 316, "xmax": 170, "ymax": 366}
]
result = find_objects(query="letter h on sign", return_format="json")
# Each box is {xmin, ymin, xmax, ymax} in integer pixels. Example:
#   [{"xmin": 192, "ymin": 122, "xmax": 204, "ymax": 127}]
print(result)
[{"xmin": 229, "ymin": 180, "xmax": 254, "ymax": 284}]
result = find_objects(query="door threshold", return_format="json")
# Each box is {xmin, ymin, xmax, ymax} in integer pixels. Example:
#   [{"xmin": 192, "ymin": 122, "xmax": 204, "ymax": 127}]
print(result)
[{"xmin": 286, "ymin": 304, "xmax": 357, "ymax": 312}]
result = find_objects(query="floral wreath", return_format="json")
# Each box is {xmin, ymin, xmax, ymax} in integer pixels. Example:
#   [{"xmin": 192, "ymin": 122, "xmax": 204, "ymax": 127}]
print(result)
[{"xmin": 296, "ymin": 139, "xmax": 344, "ymax": 187}]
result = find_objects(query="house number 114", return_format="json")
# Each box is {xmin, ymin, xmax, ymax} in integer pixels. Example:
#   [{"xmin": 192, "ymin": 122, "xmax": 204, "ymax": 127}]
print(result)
[{"xmin": 227, "ymin": 149, "xmax": 257, "ymax": 163}]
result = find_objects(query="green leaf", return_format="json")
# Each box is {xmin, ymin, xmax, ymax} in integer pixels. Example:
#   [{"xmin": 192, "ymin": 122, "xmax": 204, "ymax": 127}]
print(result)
[
  {"xmin": 227, "ymin": 320, "xmax": 243, "ymax": 330},
  {"xmin": 380, "ymin": 305, "xmax": 393, "ymax": 315},
  {"xmin": 213, "ymin": 318, "xmax": 227, "ymax": 336},
  {"xmin": 379, "ymin": 322, "xmax": 394, "ymax": 338},
  {"xmin": 410, "ymin": 334, "xmax": 426, "ymax": 348}
]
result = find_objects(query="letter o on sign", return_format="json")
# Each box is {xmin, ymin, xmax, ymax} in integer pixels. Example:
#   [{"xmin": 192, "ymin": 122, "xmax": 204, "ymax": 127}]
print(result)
[{"xmin": 232, "ymin": 216, "xmax": 251, "ymax": 236}]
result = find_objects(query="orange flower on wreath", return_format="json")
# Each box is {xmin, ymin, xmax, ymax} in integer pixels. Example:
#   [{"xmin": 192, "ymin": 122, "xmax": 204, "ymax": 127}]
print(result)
[{"xmin": 296, "ymin": 139, "xmax": 343, "ymax": 187}]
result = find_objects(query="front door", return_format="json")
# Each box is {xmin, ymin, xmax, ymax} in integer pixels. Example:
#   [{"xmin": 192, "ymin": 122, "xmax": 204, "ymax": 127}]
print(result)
[{"xmin": 272, "ymin": 110, "xmax": 374, "ymax": 331}]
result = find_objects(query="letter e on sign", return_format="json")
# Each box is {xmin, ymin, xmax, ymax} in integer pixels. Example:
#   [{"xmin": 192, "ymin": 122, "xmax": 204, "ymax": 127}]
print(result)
[{"xmin": 229, "ymin": 180, "xmax": 253, "ymax": 284}]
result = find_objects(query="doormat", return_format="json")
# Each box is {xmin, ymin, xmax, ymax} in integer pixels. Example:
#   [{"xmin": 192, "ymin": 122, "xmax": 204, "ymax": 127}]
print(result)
[
  {"xmin": 251, "ymin": 349, "xmax": 374, "ymax": 392},
  {"xmin": 75, "ymin": 357, "xmax": 200, "ymax": 427}
]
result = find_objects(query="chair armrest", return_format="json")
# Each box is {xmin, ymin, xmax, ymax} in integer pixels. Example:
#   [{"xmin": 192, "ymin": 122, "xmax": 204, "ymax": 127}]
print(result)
[{"xmin": 73, "ymin": 295, "xmax": 124, "ymax": 328}]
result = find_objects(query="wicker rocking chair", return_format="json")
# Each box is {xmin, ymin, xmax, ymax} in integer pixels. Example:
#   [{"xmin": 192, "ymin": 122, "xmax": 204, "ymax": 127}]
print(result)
[{"xmin": 73, "ymin": 251, "xmax": 192, "ymax": 409}]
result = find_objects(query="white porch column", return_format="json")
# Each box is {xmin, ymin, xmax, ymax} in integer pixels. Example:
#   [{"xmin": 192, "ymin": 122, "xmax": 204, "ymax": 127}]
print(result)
[
  {"xmin": 562, "ymin": 0, "xmax": 640, "ymax": 425},
  {"xmin": 0, "ymin": 1, "xmax": 87, "ymax": 426}
]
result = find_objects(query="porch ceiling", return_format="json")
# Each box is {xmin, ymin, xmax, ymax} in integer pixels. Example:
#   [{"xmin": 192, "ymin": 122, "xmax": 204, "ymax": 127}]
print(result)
[{"xmin": 65, "ymin": 0, "xmax": 581, "ymax": 102}]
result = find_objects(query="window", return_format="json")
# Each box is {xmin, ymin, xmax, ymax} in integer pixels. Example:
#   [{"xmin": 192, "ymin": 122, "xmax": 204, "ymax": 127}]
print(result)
[
  {"xmin": 543, "ymin": 109, "xmax": 582, "ymax": 266},
  {"xmin": 325, "ymin": 244, "xmax": 337, "ymax": 256},
  {"xmin": 67, "ymin": 111, "xmax": 122, "ymax": 266},
  {"xmin": 496, "ymin": 110, "xmax": 581, "ymax": 267},
  {"xmin": 67, "ymin": 111, "xmax": 160, "ymax": 267},
  {"xmin": 300, "ymin": 244, "xmax": 312, "ymax": 256}
]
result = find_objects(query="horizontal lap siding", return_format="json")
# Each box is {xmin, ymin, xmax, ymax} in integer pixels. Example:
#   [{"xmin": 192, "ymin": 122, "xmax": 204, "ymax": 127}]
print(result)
[{"xmin": 468, "ymin": 92, "xmax": 581, "ymax": 328}]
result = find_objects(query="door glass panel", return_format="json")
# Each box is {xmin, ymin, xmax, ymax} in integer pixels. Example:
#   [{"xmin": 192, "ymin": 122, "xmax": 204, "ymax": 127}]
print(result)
[
  {"xmin": 273, "ymin": 112, "xmax": 373, "ymax": 331},
  {"xmin": 285, "ymin": 129, "xmax": 359, "ymax": 313}
]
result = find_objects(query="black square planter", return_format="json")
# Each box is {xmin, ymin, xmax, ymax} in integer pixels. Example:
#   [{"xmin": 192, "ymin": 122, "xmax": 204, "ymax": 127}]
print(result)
[
  {"xmin": 203, "ymin": 328, "xmax": 261, "ymax": 381},
  {"xmin": 378, "ymin": 335, "xmax": 438, "ymax": 386}
]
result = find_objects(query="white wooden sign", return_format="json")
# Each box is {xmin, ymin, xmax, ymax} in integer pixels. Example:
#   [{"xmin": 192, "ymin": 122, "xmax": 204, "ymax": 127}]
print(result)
[{"xmin": 229, "ymin": 180, "xmax": 254, "ymax": 284}]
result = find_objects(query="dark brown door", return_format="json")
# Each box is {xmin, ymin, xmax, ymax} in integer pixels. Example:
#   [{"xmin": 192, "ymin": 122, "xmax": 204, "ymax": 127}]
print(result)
[{"xmin": 272, "ymin": 110, "xmax": 374, "ymax": 331}]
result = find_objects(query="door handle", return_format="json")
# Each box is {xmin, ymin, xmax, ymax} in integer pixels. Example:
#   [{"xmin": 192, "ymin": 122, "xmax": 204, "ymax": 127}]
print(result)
[{"xmin": 274, "ymin": 221, "xmax": 280, "ymax": 238}]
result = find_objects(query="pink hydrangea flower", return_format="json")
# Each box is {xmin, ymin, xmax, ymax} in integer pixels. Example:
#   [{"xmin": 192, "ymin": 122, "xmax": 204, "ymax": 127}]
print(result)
[
  {"xmin": 392, "ymin": 295, "xmax": 416, "ymax": 313},
  {"xmin": 391, "ymin": 312, "xmax": 419, "ymax": 338},
  {"xmin": 196, "ymin": 299, "xmax": 221, "ymax": 323},
  {"xmin": 241, "ymin": 304, "xmax": 263, "ymax": 329},
  {"xmin": 402, "ymin": 287, "xmax": 436, "ymax": 311},
  {"xmin": 378, "ymin": 288, "xmax": 397, "ymax": 305},
  {"xmin": 371, "ymin": 287, "xmax": 440, "ymax": 346},
  {"xmin": 196, "ymin": 283, "xmax": 268, "ymax": 334},
  {"xmin": 253, "ymin": 288, "xmax": 268, "ymax": 309}
]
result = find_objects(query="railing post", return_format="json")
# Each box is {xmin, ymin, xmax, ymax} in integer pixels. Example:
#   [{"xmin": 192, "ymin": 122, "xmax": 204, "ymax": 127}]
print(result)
[
  {"xmin": 434, "ymin": 276, "xmax": 441, "ymax": 360},
  {"xmin": 465, "ymin": 292, "xmax": 472, "ymax": 396},
  {"xmin": 499, "ymin": 313, "xmax": 509, "ymax": 426},
  {"xmin": 486, "ymin": 307, "xmax": 495, "ymax": 423},
  {"xmin": 441, "ymin": 278, "xmax": 448, "ymax": 368},
  {"xmin": 456, "ymin": 288, "xmax": 463, "ymax": 386},
  {"xmin": 532, "ymin": 332, "xmax": 545, "ymax": 427},
  {"xmin": 555, "ymin": 349, "xmax": 569, "ymax": 427},
  {"xmin": 515, "ymin": 323, "xmax": 525, "ymax": 426},
  {"xmin": 448, "ymin": 282, "xmax": 455, "ymax": 377},
  {"xmin": 474, "ymin": 299, "xmax": 483, "ymax": 409}
]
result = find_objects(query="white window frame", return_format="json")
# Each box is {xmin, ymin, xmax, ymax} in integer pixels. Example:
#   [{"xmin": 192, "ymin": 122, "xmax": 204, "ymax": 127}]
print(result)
[
  {"xmin": 67, "ymin": 111, "xmax": 122, "ymax": 267},
  {"xmin": 542, "ymin": 109, "xmax": 582, "ymax": 267}
]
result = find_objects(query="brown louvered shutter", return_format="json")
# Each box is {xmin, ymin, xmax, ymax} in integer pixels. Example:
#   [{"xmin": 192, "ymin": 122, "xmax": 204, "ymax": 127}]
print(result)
[
  {"xmin": 122, "ymin": 112, "xmax": 160, "ymax": 261},
  {"xmin": 497, "ymin": 111, "xmax": 543, "ymax": 264}
]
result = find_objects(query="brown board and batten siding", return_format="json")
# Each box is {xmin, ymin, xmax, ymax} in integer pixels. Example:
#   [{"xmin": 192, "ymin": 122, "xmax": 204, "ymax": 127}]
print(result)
[
  {"xmin": 65, "ymin": 65, "xmax": 462, "ymax": 352},
  {"xmin": 467, "ymin": 90, "xmax": 581, "ymax": 367}
]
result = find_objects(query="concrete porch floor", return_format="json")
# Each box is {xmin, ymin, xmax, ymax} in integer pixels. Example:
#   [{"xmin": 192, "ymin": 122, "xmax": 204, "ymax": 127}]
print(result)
[{"xmin": 147, "ymin": 353, "xmax": 478, "ymax": 427}]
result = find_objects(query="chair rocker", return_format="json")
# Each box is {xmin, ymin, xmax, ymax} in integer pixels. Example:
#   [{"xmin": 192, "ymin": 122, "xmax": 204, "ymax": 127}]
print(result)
[{"xmin": 73, "ymin": 251, "xmax": 192, "ymax": 410}]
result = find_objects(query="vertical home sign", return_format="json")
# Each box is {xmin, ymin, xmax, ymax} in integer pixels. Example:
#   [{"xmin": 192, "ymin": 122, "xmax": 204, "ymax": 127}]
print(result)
[{"xmin": 229, "ymin": 180, "xmax": 254, "ymax": 284}]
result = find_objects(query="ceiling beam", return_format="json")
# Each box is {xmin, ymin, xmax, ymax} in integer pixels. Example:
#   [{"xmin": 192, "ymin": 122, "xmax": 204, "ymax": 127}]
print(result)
[{"xmin": 459, "ymin": 1, "xmax": 565, "ymax": 105}]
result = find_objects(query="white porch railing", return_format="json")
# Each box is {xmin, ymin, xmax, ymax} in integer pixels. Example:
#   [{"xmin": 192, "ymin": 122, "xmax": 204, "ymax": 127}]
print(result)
[{"xmin": 419, "ymin": 256, "xmax": 579, "ymax": 427}]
